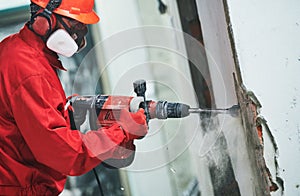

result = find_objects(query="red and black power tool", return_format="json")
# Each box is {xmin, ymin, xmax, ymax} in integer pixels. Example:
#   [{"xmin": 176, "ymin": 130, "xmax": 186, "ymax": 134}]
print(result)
[
  {"xmin": 69, "ymin": 79, "xmax": 239, "ymax": 130},
  {"xmin": 69, "ymin": 80, "xmax": 192, "ymax": 130}
]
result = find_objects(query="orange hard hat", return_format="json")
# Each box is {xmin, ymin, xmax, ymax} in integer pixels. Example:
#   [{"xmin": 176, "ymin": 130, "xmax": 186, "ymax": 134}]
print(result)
[{"xmin": 31, "ymin": 0, "xmax": 100, "ymax": 24}]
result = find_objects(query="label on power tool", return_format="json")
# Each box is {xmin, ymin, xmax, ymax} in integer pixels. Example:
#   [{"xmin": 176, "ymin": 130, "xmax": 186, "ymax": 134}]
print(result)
[{"xmin": 95, "ymin": 95, "xmax": 134, "ymax": 128}]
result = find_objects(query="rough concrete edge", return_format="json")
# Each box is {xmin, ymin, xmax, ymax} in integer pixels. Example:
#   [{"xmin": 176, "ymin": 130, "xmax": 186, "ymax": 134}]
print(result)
[
  {"xmin": 221, "ymin": 0, "xmax": 243, "ymax": 85},
  {"xmin": 256, "ymin": 116, "xmax": 285, "ymax": 194},
  {"xmin": 233, "ymin": 75, "xmax": 271, "ymax": 196}
]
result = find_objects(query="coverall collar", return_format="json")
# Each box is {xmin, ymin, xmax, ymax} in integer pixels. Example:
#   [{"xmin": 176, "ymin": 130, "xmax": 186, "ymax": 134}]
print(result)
[{"xmin": 19, "ymin": 24, "xmax": 67, "ymax": 71}]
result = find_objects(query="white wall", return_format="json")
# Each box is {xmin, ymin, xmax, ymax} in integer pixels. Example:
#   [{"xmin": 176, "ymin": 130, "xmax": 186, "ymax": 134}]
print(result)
[{"xmin": 226, "ymin": 0, "xmax": 300, "ymax": 195}]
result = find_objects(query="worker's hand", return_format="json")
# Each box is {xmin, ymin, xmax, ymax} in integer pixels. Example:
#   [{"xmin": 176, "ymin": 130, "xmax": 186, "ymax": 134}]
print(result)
[
  {"xmin": 101, "ymin": 139, "xmax": 136, "ymax": 169},
  {"xmin": 98, "ymin": 109, "xmax": 147, "ymax": 168},
  {"xmin": 117, "ymin": 108, "xmax": 148, "ymax": 140}
]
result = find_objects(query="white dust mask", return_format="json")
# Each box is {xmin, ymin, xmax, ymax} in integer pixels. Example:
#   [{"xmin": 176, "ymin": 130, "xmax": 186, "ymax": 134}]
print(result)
[{"xmin": 46, "ymin": 29, "xmax": 78, "ymax": 57}]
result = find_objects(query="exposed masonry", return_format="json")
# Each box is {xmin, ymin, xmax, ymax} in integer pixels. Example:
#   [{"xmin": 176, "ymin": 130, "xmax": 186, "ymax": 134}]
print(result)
[
  {"xmin": 234, "ymin": 75, "xmax": 283, "ymax": 195},
  {"xmin": 256, "ymin": 117, "xmax": 284, "ymax": 194},
  {"xmin": 248, "ymin": 91, "xmax": 283, "ymax": 193}
]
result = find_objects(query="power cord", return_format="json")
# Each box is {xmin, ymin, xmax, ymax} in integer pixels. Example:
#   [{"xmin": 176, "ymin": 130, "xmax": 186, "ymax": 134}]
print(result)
[{"xmin": 93, "ymin": 168, "xmax": 104, "ymax": 196}]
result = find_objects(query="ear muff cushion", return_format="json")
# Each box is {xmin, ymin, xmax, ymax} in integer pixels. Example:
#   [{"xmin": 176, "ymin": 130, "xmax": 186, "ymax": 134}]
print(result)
[
  {"xmin": 31, "ymin": 13, "xmax": 57, "ymax": 37},
  {"xmin": 32, "ymin": 15, "xmax": 50, "ymax": 36}
]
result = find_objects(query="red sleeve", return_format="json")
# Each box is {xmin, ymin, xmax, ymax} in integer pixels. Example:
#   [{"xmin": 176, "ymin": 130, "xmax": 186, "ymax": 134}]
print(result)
[{"xmin": 10, "ymin": 75, "xmax": 132, "ymax": 176}]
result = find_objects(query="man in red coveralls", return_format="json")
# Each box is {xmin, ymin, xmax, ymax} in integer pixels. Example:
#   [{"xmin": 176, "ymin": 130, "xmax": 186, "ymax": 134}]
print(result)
[{"xmin": 0, "ymin": 0, "xmax": 148, "ymax": 195}]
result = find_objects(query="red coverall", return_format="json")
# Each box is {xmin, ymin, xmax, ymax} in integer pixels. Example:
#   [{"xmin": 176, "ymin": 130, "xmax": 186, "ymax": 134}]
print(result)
[{"xmin": 0, "ymin": 25, "xmax": 137, "ymax": 195}]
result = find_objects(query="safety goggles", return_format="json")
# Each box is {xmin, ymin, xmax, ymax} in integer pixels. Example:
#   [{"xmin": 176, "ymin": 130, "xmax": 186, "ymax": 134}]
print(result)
[{"xmin": 57, "ymin": 15, "xmax": 88, "ymax": 47}]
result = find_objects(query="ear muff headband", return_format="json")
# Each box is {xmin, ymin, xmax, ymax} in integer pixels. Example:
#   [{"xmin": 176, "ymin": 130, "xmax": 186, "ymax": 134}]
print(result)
[{"xmin": 29, "ymin": 0, "xmax": 62, "ymax": 38}]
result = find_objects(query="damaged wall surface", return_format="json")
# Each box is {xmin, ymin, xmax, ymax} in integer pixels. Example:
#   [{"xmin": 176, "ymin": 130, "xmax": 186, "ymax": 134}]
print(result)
[{"xmin": 224, "ymin": 0, "xmax": 300, "ymax": 195}]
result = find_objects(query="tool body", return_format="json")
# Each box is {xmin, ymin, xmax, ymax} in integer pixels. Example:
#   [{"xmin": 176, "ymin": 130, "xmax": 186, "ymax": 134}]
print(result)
[{"xmin": 70, "ymin": 80, "xmax": 239, "ymax": 129}]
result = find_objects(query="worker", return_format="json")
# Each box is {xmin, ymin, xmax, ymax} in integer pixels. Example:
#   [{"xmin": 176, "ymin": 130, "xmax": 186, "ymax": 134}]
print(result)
[{"xmin": 0, "ymin": 0, "xmax": 148, "ymax": 195}]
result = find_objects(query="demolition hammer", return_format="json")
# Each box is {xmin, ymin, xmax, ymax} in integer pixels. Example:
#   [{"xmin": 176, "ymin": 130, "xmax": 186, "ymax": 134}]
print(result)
[{"xmin": 70, "ymin": 79, "xmax": 239, "ymax": 130}]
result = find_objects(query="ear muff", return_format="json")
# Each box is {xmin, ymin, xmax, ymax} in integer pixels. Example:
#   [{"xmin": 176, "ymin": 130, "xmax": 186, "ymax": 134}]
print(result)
[
  {"xmin": 30, "ymin": 11, "xmax": 57, "ymax": 37},
  {"xmin": 29, "ymin": 0, "xmax": 62, "ymax": 38}
]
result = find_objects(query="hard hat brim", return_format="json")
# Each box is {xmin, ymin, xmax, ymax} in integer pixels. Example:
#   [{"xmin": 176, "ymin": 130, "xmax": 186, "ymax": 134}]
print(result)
[{"xmin": 55, "ymin": 8, "xmax": 100, "ymax": 24}]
